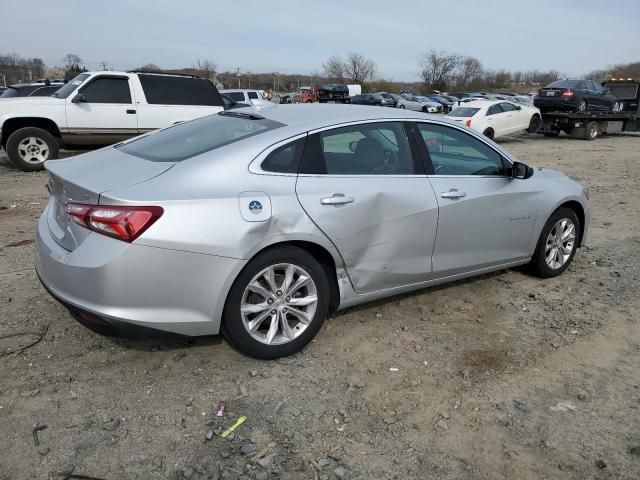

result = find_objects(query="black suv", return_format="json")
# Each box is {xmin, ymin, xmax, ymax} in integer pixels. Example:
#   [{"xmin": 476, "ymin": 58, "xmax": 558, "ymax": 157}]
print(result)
[
  {"xmin": 318, "ymin": 84, "xmax": 350, "ymax": 103},
  {"xmin": 534, "ymin": 79, "xmax": 619, "ymax": 113},
  {"xmin": 0, "ymin": 81, "xmax": 64, "ymax": 98}
]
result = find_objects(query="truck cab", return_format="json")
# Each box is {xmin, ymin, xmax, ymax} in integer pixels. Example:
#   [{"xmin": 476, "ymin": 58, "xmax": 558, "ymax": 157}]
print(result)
[
  {"xmin": 603, "ymin": 79, "xmax": 640, "ymax": 114},
  {"xmin": 0, "ymin": 71, "xmax": 224, "ymax": 171}
]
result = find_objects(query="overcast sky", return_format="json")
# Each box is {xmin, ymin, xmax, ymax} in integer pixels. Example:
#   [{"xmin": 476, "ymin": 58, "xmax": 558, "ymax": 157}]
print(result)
[{"xmin": 2, "ymin": 0, "xmax": 639, "ymax": 81}]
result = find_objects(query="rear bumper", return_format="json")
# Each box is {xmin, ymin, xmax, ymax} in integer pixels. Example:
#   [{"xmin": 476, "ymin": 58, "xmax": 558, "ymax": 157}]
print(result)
[{"xmin": 36, "ymin": 205, "xmax": 246, "ymax": 336}]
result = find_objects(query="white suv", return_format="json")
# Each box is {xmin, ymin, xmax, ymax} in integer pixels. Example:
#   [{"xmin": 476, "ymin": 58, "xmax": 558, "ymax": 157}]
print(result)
[{"xmin": 0, "ymin": 71, "xmax": 225, "ymax": 171}]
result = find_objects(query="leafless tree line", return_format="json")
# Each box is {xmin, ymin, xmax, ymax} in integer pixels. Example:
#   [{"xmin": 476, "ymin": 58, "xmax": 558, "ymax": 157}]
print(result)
[
  {"xmin": 322, "ymin": 52, "xmax": 377, "ymax": 84},
  {"xmin": 418, "ymin": 49, "xmax": 563, "ymax": 92}
]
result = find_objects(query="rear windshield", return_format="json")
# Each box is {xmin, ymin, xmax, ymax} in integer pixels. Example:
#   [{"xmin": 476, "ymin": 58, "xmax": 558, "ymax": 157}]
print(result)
[
  {"xmin": 117, "ymin": 112, "xmax": 284, "ymax": 162},
  {"xmin": 547, "ymin": 80, "xmax": 580, "ymax": 88},
  {"xmin": 52, "ymin": 73, "xmax": 90, "ymax": 98},
  {"xmin": 447, "ymin": 107, "xmax": 480, "ymax": 117}
]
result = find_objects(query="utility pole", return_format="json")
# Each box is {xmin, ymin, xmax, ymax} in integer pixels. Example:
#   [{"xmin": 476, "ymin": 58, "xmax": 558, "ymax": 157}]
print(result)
[
  {"xmin": 99, "ymin": 61, "xmax": 109, "ymax": 71},
  {"xmin": 236, "ymin": 68, "xmax": 241, "ymax": 88}
]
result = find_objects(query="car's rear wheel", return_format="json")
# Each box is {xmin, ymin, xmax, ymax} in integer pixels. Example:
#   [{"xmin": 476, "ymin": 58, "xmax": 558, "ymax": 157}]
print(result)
[
  {"xmin": 399, "ymin": 104, "xmax": 405, "ymax": 109},
  {"xmin": 576, "ymin": 99, "xmax": 587, "ymax": 113},
  {"xmin": 527, "ymin": 114, "xmax": 541, "ymax": 133},
  {"xmin": 222, "ymin": 246, "xmax": 330, "ymax": 359},
  {"xmin": 584, "ymin": 120, "xmax": 599, "ymax": 140},
  {"xmin": 483, "ymin": 128, "xmax": 494, "ymax": 140},
  {"xmin": 6, "ymin": 127, "xmax": 59, "ymax": 172},
  {"xmin": 529, "ymin": 207, "xmax": 580, "ymax": 278}
]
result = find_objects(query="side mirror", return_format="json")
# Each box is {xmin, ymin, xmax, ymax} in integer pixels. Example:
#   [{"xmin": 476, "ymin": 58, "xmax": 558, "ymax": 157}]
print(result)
[
  {"xmin": 512, "ymin": 161, "xmax": 533, "ymax": 179},
  {"xmin": 71, "ymin": 93, "xmax": 86, "ymax": 104},
  {"xmin": 515, "ymin": 105, "xmax": 522, "ymax": 110}
]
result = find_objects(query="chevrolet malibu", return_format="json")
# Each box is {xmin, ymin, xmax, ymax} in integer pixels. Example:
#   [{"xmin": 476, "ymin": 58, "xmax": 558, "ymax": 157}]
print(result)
[{"xmin": 36, "ymin": 105, "xmax": 590, "ymax": 359}]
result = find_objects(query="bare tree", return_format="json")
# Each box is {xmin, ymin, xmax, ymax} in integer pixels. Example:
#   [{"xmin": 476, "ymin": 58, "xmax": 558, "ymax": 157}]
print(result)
[
  {"xmin": 138, "ymin": 63, "xmax": 161, "ymax": 72},
  {"xmin": 322, "ymin": 55, "xmax": 345, "ymax": 82},
  {"xmin": 193, "ymin": 58, "xmax": 218, "ymax": 81},
  {"xmin": 344, "ymin": 52, "xmax": 377, "ymax": 84},
  {"xmin": 419, "ymin": 49, "xmax": 461, "ymax": 90},
  {"xmin": 62, "ymin": 53, "xmax": 82, "ymax": 71},
  {"xmin": 454, "ymin": 56, "xmax": 483, "ymax": 89}
]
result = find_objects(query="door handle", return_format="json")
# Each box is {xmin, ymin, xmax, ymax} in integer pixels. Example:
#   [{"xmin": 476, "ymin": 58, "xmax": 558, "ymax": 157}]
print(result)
[
  {"xmin": 126, "ymin": 109, "xmax": 136, "ymax": 114},
  {"xmin": 321, "ymin": 194, "xmax": 355, "ymax": 205},
  {"xmin": 441, "ymin": 189, "xmax": 466, "ymax": 199}
]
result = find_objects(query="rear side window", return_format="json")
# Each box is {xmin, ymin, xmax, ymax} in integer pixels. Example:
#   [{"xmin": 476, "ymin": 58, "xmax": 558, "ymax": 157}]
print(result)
[
  {"xmin": 486, "ymin": 104, "xmax": 502, "ymax": 116},
  {"xmin": 261, "ymin": 138, "xmax": 305, "ymax": 173},
  {"xmin": 118, "ymin": 112, "xmax": 284, "ymax": 162},
  {"xmin": 226, "ymin": 92, "xmax": 245, "ymax": 101},
  {"xmin": 139, "ymin": 75, "xmax": 223, "ymax": 106},
  {"xmin": 81, "ymin": 77, "xmax": 131, "ymax": 103},
  {"xmin": 448, "ymin": 107, "xmax": 479, "ymax": 117},
  {"xmin": 300, "ymin": 122, "xmax": 414, "ymax": 175},
  {"xmin": 247, "ymin": 91, "xmax": 258, "ymax": 99}
]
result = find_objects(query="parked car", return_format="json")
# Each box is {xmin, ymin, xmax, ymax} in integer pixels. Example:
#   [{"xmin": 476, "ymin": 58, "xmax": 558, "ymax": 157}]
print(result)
[
  {"xmin": 350, "ymin": 93, "xmax": 392, "ymax": 107},
  {"xmin": 511, "ymin": 95, "xmax": 534, "ymax": 105},
  {"xmin": 534, "ymin": 80, "xmax": 620, "ymax": 113},
  {"xmin": 36, "ymin": 104, "xmax": 590, "ymax": 359},
  {"xmin": 395, "ymin": 94, "xmax": 438, "ymax": 113},
  {"xmin": 221, "ymin": 94, "xmax": 250, "ymax": 110},
  {"xmin": 415, "ymin": 96, "xmax": 443, "ymax": 113},
  {"xmin": 0, "ymin": 81, "xmax": 64, "ymax": 98},
  {"xmin": 0, "ymin": 71, "xmax": 225, "ymax": 171},
  {"xmin": 279, "ymin": 93, "xmax": 298, "ymax": 104},
  {"xmin": 427, "ymin": 95, "xmax": 456, "ymax": 112},
  {"xmin": 0, "ymin": 86, "xmax": 8, "ymax": 95},
  {"xmin": 446, "ymin": 92, "xmax": 469, "ymax": 100},
  {"xmin": 446, "ymin": 100, "xmax": 542, "ymax": 140},
  {"xmin": 375, "ymin": 92, "xmax": 397, "ymax": 107},
  {"xmin": 318, "ymin": 84, "xmax": 350, "ymax": 103},
  {"xmin": 220, "ymin": 89, "xmax": 273, "ymax": 107}
]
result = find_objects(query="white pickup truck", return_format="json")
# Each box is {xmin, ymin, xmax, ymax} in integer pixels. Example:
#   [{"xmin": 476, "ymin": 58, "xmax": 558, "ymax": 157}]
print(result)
[{"xmin": 0, "ymin": 71, "xmax": 225, "ymax": 171}]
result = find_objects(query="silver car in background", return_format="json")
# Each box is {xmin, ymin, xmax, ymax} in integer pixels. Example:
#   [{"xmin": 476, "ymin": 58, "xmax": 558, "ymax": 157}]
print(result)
[{"xmin": 36, "ymin": 104, "xmax": 590, "ymax": 359}]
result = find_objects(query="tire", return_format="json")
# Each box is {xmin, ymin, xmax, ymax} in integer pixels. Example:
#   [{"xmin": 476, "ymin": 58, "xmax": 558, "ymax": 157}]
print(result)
[
  {"xmin": 583, "ymin": 121, "xmax": 599, "ymax": 140},
  {"xmin": 482, "ymin": 128, "xmax": 494, "ymax": 140},
  {"xmin": 576, "ymin": 99, "xmax": 587, "ymax": 113},
  {"xmin": 543, "ymin": 131, "xmax": 560, "ymax": 137},
  {"xmin": 529, "ymin": 207, "xmax": 580, "ymax": 278},
  {"xmin": 221, "ymin": 246, "xmax": 330, "ymax": 359},
  {"xmin": 527, "ymin": 114, "xmax": 541, "ymax": 133},
  {"xmin": 421, "ymin": 106, "xmax": 428, "ymax": 113},
  {"xmin": 399, "ymin": 104, "xmax": 406, "ymax": 109},
  {"xmin": 6, "ymin": 127, "xmax": 59, "ymax": 172}
]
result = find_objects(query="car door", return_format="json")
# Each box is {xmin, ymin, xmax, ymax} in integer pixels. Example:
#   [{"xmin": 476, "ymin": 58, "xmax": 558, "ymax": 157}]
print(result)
[
  {"xmin": 485, "ymin": 103, "xmax": 508, "ymax": 136},
  {"xmin": 65, "ymin": 75, "xmax": 138, "ymax": 145},
  {"xmin": 590, "ymin": 81, "xmax": 610, "ymax": 110},
  {"xmin": 500, "ymin": 102, "xmax": 528, "ymax": 132},
  {"xmin": 414, "ymin": 122, "xmax": 540, "ymax": 277},
  {"xmin": 295, "ymin": 121, "xmax": 439, "ymax": 293}
]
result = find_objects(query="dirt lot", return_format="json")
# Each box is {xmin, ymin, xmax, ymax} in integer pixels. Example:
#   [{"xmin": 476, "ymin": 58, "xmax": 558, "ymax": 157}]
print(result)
[{"xmin": 1, "ymin": 132, "xmax": 640, "ymax": 480}]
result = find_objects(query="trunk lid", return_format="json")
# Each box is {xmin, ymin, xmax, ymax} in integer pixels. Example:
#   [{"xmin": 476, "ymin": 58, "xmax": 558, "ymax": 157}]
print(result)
[
  {"xmin": 538, "ymin": 87, "xmax": 568, "ymax": 98},
  {"xmin": 45, "ymin": 147, "xmax": 174, "ymax": 251}
]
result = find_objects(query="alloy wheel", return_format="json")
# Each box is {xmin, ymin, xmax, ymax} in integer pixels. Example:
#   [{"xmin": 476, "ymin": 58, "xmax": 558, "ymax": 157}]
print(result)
[
  {"xmin": 17, "ymin": 137, "xmax": 49, "ymax": 164},
  {"xmin": 544, "ymin": 219, "xmax": 576, "ymax": 269},
  {"xmin": 240, "ymin": 263, "xmax": 318, "ymax": 345}
]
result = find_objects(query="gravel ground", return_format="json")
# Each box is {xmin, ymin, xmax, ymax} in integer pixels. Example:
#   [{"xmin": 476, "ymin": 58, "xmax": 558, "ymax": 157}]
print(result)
[{"xmin": 1, "ymin": 131, "xmax": 640, "ymax": 480}]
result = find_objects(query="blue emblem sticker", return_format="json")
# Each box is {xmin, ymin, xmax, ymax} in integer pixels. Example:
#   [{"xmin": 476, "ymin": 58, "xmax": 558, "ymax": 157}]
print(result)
[{"xmin": 248, "ymin": 200, "xmax": 263, "ymax": 214}]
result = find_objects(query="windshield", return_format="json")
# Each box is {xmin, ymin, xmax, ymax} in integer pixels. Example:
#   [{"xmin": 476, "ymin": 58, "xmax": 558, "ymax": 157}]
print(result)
[
  {"xmin": 0, "ymin": 87, "xmax": 19, "ymax": 98},
  {"xmin": 117, "ymin": 112, "xmax": 285, "ymax": 162},
  {"xmin": 447, "ymin": 107, "xmax": 480, "ymax": 117},
  {"xmin": 52, "ymin": 73, "xmax": 90, "ymax": 98}
]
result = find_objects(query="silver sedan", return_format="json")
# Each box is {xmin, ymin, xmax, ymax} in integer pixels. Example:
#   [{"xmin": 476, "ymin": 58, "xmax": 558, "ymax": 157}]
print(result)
[{"xmin": 36, "ymin": 105, "xmax": 590, "ymax": 359}]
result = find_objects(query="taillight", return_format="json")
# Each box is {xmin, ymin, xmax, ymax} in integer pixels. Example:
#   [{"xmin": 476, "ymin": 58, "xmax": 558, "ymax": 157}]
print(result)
[
  {"xmin": 465, "ymin": 119, "xmax": 472, "ymax": 127},
  {"xmin": 561, "ymin": 89, "xmax": 574, "ymax": 98},
  {"xmin": 65, "ymin": 203, "xmax": 163, "ymax": 242}
]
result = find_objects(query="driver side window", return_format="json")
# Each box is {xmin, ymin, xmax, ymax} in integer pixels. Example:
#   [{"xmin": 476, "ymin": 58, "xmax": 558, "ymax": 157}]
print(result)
[
  {"xmin": 416, "ymin": 123, "xmax": 505, "ymax": 176},
  {"xmin": 300, "ymin": 122, "xmax": 414, "ymax": 175}
]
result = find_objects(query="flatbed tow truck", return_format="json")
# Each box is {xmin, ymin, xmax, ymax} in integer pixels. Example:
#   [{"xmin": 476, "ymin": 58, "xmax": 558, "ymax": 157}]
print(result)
[{"xmin": 537, "ymin": 78, "xmax": 640, "ymax": 140}]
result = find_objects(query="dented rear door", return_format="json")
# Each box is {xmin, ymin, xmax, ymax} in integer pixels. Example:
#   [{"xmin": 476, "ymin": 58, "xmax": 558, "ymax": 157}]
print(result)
[{"xmin": 295, "ymin": 121, "xmax": 438, "ymax": 294}]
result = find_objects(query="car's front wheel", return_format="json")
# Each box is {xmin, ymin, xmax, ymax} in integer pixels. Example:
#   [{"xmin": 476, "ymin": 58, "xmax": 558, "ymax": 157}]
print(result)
[
  {"xmin": 222, "ymin": 246, "xmax": 330, "ymax": 359},
  {"xmin": 6, "ymin": 127, "xmax": 59, "ymax": 171},
  {"xmin": 529, "ymin": 208, "xmax": 580, "ymax": 278}
]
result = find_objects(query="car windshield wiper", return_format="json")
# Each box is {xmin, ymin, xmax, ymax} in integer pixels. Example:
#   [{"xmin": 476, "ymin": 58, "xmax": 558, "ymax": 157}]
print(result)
[{"xmin": 219, "ymin": 111, "xmax": 265, "ymax": 120}]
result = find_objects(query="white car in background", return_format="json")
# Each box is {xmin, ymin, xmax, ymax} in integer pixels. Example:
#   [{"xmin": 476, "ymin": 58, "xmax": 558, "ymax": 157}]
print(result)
[
  {"xmin": 220, "ymin": 89, "xmax": 273, "ymax": 107},
  {"xmin": 446, "ymin": 100, "xmax": 542, "ymax": 140}
]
